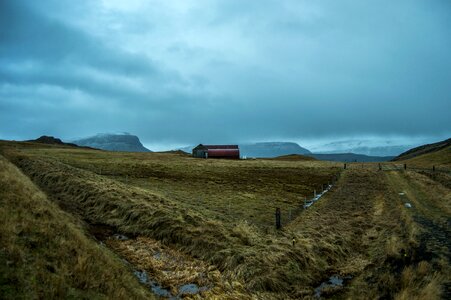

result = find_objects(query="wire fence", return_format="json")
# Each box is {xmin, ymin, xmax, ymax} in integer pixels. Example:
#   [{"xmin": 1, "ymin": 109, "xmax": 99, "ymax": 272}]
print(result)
[
  {"xmin": 272, "ymin": 163, "xmax": 450, "ymax": 230},
  {"xmin": 341, "ymin": 162, "xmax": 451, "ymax": 174},
  {"xmin": 275, "ymin": 171, "xmax": 343, "ymax": 228}
]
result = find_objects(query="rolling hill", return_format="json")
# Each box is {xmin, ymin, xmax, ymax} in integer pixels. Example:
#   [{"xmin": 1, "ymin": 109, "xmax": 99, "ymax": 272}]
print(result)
[
  {"xmin": 391, "ymin": 138, "xmax": 451, "ymax": 168},
  {"xmin": 392, "ymin": 138, "xmax": 451, "ymax": 161}
]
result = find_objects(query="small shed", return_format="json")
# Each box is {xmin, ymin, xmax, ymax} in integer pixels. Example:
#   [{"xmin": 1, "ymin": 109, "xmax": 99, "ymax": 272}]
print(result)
[{"xmin": 192, "ymin": 144, "xmax": 240, "ymax": 159}]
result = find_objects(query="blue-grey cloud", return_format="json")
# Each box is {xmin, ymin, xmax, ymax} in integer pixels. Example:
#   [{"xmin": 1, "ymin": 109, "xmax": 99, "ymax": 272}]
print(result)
[{"xmin": 0, "ymin": 0, "xmax": 450, "ymax": 147}]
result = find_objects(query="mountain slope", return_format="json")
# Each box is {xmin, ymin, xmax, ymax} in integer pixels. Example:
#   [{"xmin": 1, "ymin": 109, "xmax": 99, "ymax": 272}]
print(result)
[
  {"xmin": 73, "ymin": 133, "xmax": 151, "ymax": 152},
  {"xmin": 392, "ymin": 138, "xmax": 451, "ymax": 162}
]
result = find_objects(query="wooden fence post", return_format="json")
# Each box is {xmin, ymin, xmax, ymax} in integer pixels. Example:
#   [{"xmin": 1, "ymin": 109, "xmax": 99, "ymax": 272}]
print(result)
[
  {"xmin": 275, "ymin": 208, "xmax": 281, "ymax": 230},
  {"xmin": 344, "ymin": 163, "xmax": 347, "ymax": 170},
  {"xmin": 404, "ymin": 164, "xmax": 407, "ymax": 170}
]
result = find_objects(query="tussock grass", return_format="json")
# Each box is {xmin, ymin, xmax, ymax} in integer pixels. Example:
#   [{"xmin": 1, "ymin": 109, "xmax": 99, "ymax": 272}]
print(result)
[
  {"xmin": 0, "ymin": 155, "xmax": 153, "ymax": 299},
  {"xmin": 1, "ymin": 141, "xmax": 449, "ymax": 298},
  {"xmin": 1, "ymin": 151, "xmax": 323, "ymax": 294},
  {"xmin": 1, "ymin": 143, "xmax": 342, "ymax": 297},
  {"xmin": 7, "ymin": 143, "xmax": 340, "ymax": 229},
  {"xmin": 106, "ymin": 236, "xmax": 251, "ymax": 299}
]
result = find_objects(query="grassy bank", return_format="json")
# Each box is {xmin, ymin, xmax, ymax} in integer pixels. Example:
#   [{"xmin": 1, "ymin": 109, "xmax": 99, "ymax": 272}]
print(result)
[{"xmin": 0, "ymin": 155, "xmax": 153, "ymax": 299}]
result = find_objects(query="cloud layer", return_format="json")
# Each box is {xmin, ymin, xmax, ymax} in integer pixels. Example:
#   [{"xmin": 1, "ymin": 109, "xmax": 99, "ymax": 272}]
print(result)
[{"xmin": 1, "ymin": 0, "xmax": 450, "ymax": 147}]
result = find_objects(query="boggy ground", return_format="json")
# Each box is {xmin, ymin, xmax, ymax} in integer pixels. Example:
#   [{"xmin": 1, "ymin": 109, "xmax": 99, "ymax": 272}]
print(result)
[
  {"xmin": 0, "ymin": 141, "xmax": 449, "ymax": 299},
  {"xmin": 289, "ymin": 168, "xmax": 406, "ymax": 298}
]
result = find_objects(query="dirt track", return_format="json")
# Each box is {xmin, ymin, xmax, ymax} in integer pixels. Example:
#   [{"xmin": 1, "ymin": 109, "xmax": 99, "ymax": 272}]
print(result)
[{"xmin": 385, "ymin": 170, "xmax": 451, "ymax": 299}]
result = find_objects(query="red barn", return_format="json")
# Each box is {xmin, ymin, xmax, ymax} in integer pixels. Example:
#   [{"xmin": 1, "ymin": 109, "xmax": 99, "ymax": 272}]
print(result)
[{"xmin": 192, "ymin": 144, "xmax": 240, "ymax": 159}]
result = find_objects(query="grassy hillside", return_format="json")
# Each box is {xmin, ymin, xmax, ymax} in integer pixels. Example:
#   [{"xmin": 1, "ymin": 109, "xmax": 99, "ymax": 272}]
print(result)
[
  {"xmin": 393, "ymin": 138, "xmax": 451, "ymax": 163},
  {"xmin": 0, "ymin": 155, "xmax": 153, "ymax": 299},
  {"xmin": 402, "ymin": 146, "xmax": 451, "ymax": 168},
  {"xmin": 0, "ymin": 140, "xmax": 449, "ymax": 298}
]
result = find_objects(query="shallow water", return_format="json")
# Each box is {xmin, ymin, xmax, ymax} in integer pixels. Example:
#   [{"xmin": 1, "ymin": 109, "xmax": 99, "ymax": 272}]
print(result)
[
  {"xmin": 134, "ymin": 270, "xmax": 174, "ymax": 298},
  {"xmin": 304, "ymin": 184, "xmax": 333, "ymax": 208},
  {"xmin": 133, "ymin": 270, "xmax": 209, "ymax": 299},
  {"xmin": 314, "ymin": 275, "xmax": 351, "ymax": 298}
]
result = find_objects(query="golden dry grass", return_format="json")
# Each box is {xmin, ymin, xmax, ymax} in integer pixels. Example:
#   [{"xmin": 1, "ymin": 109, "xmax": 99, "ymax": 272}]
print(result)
[
  {"xmin": 2, "ymin": 142, "xmax": 340, "ymax": 230},
  {"xmin": 399, "ymin": 145, "xmax": 451, "ymax": 168},
  {"xmin": 0, "ymin": 140, "xmax": 449, "ymax": 299},
  {"xmin": 0, "ymin": 154, "xmax": 154, "ymax": 299}
]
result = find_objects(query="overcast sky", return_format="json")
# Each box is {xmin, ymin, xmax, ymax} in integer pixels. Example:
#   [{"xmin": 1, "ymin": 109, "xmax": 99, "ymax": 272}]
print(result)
[{"xmin": 1, "ymin": 0, "xmax": 450, "ymax": 150}]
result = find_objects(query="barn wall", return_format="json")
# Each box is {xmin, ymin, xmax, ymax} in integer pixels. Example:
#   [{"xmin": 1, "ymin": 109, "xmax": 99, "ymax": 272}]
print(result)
[{"xmin": 207, "ymin": 149, "xmax": 240, "ymax": 159}]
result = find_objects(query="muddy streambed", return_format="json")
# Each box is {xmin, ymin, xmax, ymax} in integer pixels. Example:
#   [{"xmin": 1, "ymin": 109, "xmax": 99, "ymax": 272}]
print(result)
[{"xmin": 89, "ymin": 225, "xmax": 239, "ymax": 298}]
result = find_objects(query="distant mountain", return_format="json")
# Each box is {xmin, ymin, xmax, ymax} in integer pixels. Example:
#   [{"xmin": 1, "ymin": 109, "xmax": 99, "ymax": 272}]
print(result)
[
  {"xmin": 179, "ymin": 142, "xmax": 311, "ymax": 158},
  {"xmin": 309, "ymin": 140, "xmax": 416, "ymax": 157},
  {"xmin": 72, "ymin": 133, "xmax": 151, "ymax": 152},
  {"xmin": 307, "ymin": 153, "xmax": 395, "ymax": 163},
  {"xmin": 27, "ymin": 135, "xmax": 78, "ymax": 147},
  {"xmin": 392, "ymin": 138, "xmax": 451, "ymax": 161},
  {"xmin": 240, "ymin": 142, "xmax": 311, "ymax": 158}
]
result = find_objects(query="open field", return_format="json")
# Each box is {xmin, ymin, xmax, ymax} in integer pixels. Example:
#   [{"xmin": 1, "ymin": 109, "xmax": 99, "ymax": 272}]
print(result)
[
  {"xmin": 0, "ymin": 140, "xmax": 449, "ymax": 299},
  {"xmin": 1, "ymin": 142, "xmax": 341, "ymax": 230}
]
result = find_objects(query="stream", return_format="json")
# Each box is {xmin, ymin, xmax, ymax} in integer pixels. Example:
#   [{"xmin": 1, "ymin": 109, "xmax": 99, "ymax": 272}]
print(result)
[
  {"xmin": 304, "ymin": 184, "xmax": 333, "ymax": 208},
  {"xmin": 134, "ymin": 270, "xmax": 208, "ymax": 299},
  {"xmin": 314, "ymin": 275, "xmax": 352, "ymax": 298},
  {"xmin": 90, "ymin": 225, "xmax": 211, "ymax": 299}
]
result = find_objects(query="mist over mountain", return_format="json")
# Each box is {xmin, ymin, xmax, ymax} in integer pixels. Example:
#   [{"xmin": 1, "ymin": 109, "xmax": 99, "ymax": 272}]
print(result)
[
  {"xmin": 240, "ymin": 142, "xmax": 311, "ymax": 158},
  {"xmin": 308, "ymin": 140, "xmax": 421, "ymax": 157},
  {"xmin": 72, "ymin": 133, "xmax": 150, "ymax": 152}
]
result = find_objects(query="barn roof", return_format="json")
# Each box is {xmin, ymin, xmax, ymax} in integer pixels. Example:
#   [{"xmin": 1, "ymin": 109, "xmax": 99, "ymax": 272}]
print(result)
[{"xmin": 203, "ymin": 145, "xmax": 239, "ymax": 149}]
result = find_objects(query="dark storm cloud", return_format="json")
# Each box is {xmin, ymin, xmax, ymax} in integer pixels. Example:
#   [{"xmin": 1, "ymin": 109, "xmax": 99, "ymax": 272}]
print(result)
[
  {"xmin": 0, "ymin": 0, "xmax": 450, "ymax": 147},
  {"xmin": 0, "ymin": 1, "xmax": 161, "ymax": 76}
]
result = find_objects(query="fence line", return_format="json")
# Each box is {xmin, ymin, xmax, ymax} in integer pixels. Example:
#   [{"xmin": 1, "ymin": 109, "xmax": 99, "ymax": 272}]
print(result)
[
  {"xmin": 276, "ymin": 171, "xmax": 342, "ymax": 228},
  {"xmin": 343, "ymin": 163, "xmax": 451, "ymax": 174},
  {"xmin": 274, "ymin": 163, "xmax": 450, "ymax": 229}
]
